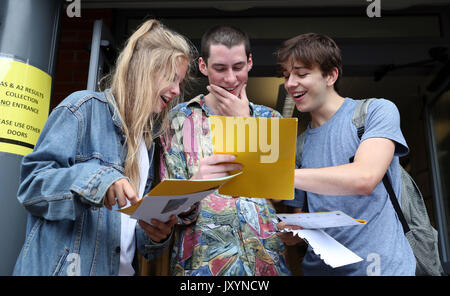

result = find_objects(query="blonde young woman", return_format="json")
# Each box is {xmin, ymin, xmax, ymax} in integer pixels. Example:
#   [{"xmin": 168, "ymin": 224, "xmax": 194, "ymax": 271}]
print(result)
[{"xmin": 13, "ymin": 20, "xmax": 195, "ymax": 276}]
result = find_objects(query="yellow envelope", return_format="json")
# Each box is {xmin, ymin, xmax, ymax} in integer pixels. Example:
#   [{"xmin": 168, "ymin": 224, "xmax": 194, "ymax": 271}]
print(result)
[{"xmin": 210, "ymin": 116, "xmax": 297, "ymax": 200}]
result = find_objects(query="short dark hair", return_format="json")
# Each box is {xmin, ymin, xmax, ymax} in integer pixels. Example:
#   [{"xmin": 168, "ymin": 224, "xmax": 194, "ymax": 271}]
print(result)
[
  {"xmin": 275, "ymin": 33, "xmax": 343, "ymax": 87},
  {"xmin": 200, "ymin": 25, "xmax": 251, "ymax": 63}
]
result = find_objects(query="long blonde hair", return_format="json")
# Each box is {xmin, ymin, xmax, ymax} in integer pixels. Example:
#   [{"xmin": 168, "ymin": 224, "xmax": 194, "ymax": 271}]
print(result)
[{"xmin": 109, "ymin": 19, "xmax": 195, "ymax": 193}]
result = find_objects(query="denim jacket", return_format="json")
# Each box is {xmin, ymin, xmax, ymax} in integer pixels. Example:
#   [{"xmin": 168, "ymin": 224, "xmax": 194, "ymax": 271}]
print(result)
[{"xmin": 13, "ymin": 90, "xmax": 170, "ymax": 276}]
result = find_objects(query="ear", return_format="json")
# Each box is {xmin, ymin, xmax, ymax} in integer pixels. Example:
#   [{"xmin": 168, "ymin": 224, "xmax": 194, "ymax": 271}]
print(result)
[
  {"xmin": 198, "ymin": 57, "xmax": 208, "ymax": 76},
  {"xmin": 326, "ymin": 67, "xmax": 339, "ymax": 87},
  {"xmin": 247, "ymin": 53, "xmax": 253, "ymax": 71}
]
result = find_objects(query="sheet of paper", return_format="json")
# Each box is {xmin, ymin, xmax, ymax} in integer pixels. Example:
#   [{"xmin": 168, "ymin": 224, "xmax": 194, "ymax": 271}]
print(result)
[
  {"xmin": 210, "ymin": 116, "xmax": 298, "ymax": 200},
  {"xmin": 119, "ymin": 173, "xmax": 241, "ymax": 216},
  {"xmin": 118, "ymin": 173, "xmax": 241, "ymax": 223},
  {"xmin": 277, "ymin": 210, "xmax": 366, "ymax": 229},
  {"xmin": 290, "ymin": 229, "xmax": 363, "ymax": 268},
  {"xmin": 131, "ymin": 188, "xmax": 217, "ymax": 224}
]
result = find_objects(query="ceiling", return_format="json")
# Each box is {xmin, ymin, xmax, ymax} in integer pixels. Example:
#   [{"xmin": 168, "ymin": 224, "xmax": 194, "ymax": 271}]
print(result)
[
  {"xmin": 80, "ymin": 0, "xmax": 450, "ymax": 114},
  {"xmin": 82, "ymin": 0, "xmax": 450, "ymax": 10}
]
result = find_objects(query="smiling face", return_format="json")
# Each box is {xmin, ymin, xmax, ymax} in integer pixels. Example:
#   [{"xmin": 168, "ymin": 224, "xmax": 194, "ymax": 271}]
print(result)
[
  {"xmin": 154, "ymin": 60, "xmax": 188, "ymax": 113},
  {"xmin": 283, "ymin": 60, "xmax": 338, "ymax": 113},
  {"xmin": 199, "ymin": 43, "xmax": 252, "ymax": 98}
]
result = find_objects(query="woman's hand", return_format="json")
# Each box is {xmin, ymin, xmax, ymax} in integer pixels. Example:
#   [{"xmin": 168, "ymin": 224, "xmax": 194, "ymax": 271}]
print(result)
[
  {"xmin": 104, "ymin": 178, "xmax": 139, "ymax": 210},
  {"xmin": 191, "ymin": 154, "xmax": 242, "ymax": 180},
  {"xmin": 138, "ymin": 215, "xmax": 178, "ymax": 243}
]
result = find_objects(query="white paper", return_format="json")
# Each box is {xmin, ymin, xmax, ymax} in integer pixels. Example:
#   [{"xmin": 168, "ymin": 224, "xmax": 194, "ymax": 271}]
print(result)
[
  {"xmin": 289, "ymin": 229, "xmax": 363, "ymax": 268},
  {"xmin": 277, "ymin": 210, "xmax": 364, "ymax": 229},
  {"xmin": 130, "ymin": 188, "xmax": 217, "ymax": 224},
  {"xmin": 277, "ymin": 211, "xmax": 365, "ymax": 268}
]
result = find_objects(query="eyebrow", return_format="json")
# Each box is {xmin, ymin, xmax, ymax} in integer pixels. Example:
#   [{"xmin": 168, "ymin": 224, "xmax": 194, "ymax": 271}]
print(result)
[
  {"xmin": 211, "ymin": 61, "xmax": 246, "ymax": 67},
  {"xmin": 281, "ymin": 65, "xmax": 307, "ymax": 74}
]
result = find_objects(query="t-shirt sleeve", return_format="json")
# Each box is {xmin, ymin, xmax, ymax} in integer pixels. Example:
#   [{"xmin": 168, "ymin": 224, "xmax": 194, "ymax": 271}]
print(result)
[{"xmin": 361, "ymin": 99, "xmax": 409, "ymax": 157}]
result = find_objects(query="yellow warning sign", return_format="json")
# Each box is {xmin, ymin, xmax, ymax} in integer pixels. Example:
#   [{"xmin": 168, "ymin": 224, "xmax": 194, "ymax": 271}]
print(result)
[{"xmin": 0, "ymin": 57, "xmax": 51, "ymax": 156}]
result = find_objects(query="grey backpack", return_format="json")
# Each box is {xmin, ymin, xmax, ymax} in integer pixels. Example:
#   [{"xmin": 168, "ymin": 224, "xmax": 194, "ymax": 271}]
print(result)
[{"xmin": 296, "ymin": 98, "xmax": 445, "ymax": 276}]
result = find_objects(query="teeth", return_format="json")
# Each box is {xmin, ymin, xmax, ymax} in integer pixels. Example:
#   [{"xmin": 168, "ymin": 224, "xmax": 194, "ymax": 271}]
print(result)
[
  {"xmin": 221, "ymin": 86, "xmax": 236, "ymax": 92},
  {"xmin": 161, "ymin": 96, "xmax": 169, "ymax": 103},
  {"xmin": 293, "ymin": 91, "xmax": 306, "ymax": 98}
]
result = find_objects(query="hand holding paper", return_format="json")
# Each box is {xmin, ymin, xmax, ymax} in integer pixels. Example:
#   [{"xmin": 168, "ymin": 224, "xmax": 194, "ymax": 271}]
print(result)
[
  {"xmin": 118, "ymin": 173, "xmax": 241, "ymax": 225},
  {"xmin": 191, "ymin": 154, "xmax": 242, "ymax": 180},
  {"xmin": 277, "ymin": 211, "xmax": 366, "ymax": 268},
  {"xmin": 138, "ymin": 215, "xmax": 178, "ymax": 243},
  {"xmin": 277, "ymin": 222, "xmax": 304, "ymax": 246},
  {"xmin": 104, "ymin": 178, "xmax": 139, "ymax": 210}
]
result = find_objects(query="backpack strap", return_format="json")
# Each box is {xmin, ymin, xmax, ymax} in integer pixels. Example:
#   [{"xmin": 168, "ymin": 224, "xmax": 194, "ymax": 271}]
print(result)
[
  {"xmin": 352, "ymin": 98, "xmax": 375, "ymax": 139},
  {"xmin": 296, "ymin": 132, "xmax": 306, "ymax": 168},
  {"xmin": 352, "ymin": 99, "xmax": 410, "ymax": 234},
  {"xmin": 382, "ymin": 171, "xmax": 411, "ymax": 233}
]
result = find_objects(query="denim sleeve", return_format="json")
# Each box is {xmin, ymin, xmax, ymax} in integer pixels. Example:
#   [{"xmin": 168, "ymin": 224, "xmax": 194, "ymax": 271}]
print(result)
[
  {"xmin": 135, "ymin": 223, "xmax": 172, "ymax": 261},
  {"xmin": 17, "ymin": 106, "xmax": 124, "ymax": 221}
]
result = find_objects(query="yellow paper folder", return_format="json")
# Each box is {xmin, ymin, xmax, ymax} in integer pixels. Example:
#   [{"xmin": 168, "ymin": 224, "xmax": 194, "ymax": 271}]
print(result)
[
  {"xmin": 118, "ymin": 173, "xmax": 240, "ymax": 218},
  {"xmin": 210, "ymin": 115, "xmax": 297, "ymax": 200}
]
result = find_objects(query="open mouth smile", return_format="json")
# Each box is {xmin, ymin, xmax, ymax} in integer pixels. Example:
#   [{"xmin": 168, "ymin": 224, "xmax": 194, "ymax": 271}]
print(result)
[
  {"xmin": 220, "ymin": 86, "xmax": 238, "ymax": 94},
  {"xmin": 292, "ymin": 91, "xmax": 307, "ymax": 101},
  {"xmin": 160, "ymin": 95, "xmax": 170, "ymax": 107}
]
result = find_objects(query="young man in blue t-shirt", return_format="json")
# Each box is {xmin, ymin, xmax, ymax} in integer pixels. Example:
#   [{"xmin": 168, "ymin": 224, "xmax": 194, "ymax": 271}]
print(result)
[{"xmin": 275, "ymin": 33, "xmax": 416, "ymax": 275}]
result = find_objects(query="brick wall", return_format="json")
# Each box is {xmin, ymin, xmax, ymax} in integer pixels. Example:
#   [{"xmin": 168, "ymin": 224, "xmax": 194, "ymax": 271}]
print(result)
[{"xmin": 51, "ymin": 8, "xmax": 113, "ymax": 110}]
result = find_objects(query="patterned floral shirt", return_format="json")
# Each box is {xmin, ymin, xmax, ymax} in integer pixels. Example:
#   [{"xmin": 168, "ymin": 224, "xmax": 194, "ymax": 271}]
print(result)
[{"xmin": 160, "ymin": 94, "xmax": 291, "ymax": 276}]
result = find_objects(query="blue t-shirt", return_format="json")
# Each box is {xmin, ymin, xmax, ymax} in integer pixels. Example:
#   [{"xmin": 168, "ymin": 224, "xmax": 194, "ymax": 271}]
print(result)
[{"xmin": 287, "ymin": 98, "xmax": 416, "ymax": 276}]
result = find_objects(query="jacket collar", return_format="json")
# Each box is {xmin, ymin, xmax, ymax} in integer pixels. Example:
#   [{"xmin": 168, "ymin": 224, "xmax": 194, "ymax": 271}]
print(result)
[{"xmin": 103, "ymin": 89, "xmax": 124, "ymax": 131}]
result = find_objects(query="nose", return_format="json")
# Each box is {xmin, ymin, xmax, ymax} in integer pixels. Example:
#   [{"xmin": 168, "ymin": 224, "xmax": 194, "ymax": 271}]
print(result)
[
  {"xmin": 171, "ymin": 83, "xmax": 180, "ymax": 97},
  {"xmin": 223, "ymin": 69, "xmax": 237, "ymax": 84},
  {"xmin": 284, "ymin": 73, "xmax": 297, "ymax": 91}
]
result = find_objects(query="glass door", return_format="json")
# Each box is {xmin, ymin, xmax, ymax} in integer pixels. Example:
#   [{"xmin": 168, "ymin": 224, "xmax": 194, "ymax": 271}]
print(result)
[
  {"xmin": 425, "ymin": 85, "xmax": 450, "ymax": 275},
  {"xmin": 87, "ymin": 19, "xmax": 116, "ymax": 91}
]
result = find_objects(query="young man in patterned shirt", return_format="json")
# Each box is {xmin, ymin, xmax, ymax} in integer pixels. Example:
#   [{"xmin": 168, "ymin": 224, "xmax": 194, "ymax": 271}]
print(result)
[{"xmin": 160, "ymin": 25, "xmax": 291, "ymax": 276}]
